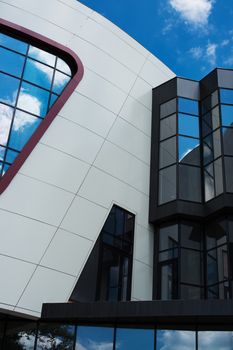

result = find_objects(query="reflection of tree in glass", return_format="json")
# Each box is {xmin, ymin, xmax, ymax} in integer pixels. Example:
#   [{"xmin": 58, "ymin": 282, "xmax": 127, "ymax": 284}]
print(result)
[
  {"xmin": 4, "ymin": 322, "xmax": 36, "ymax": 350},
  {"xmin": 36, "ymin": 324, "xmax": 75, "ymax": 350}
]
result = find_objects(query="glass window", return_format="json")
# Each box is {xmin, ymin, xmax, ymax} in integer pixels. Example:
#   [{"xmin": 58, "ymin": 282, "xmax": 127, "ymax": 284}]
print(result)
[
  {"xmin": 159, "ymin": 165, "xmax": 176, "ymax": 204},
  {"xmin": 207, "ymin": 245, "xmax": 228, "ymax": 285},
  {"xmin": 159, "ymin": 137, "xmax": 176, "ymax": 169},
  {"xmin": 156, "ymin": 330, "xmax": 195, "ymax": 350},
  {"xmin": 202, "ymin": 90, "xmax": 219, "ymax": 114},
  {"xmin": 57, "ymin": 58, "xmax": 71, "ymax": 76},
  {"xmin": 180, "ymin": 223, "xmax": 202, "ymax": 250},
  {"xmin": 160, "ymin": 262, "xmax": 178, "ymax": 299},
  {"xmin": 207, "ymin": 281, "xmax": 230, "ymax": 299},
  {"xmin": 0, "ymin": 73, "xmax": 20, "ymax": 106},
  {"xmin": 0, "ymin": 103, "xmax": 14, "ymax": 146},
  {"xmin": 160, "ymin": 98, "xmax": 176, "ymax": 119},
  {"xmin": 178, "ymin": 113, "xmax": 199, "ymax": 138},
  {"xmin": 0, "ymin": 33, "xmax": 28, "ymax": 54},
  {"xmin": 179, "ymin": 165, "xmax": 201, "ymax": 202},
  {"xmin": 178, "ymin": 98, "xmax": 198, "ymax": 115},
  {"xmin": 212, "ymin": 129, "xmax": 221, "ymax": 159},
  {"xmin": 198, "ymin": 331, "xmax": 233, "ymax": 350},
  {"xmin": 225, "ymin": 157, "xmax": 233, "ymax": 192},
  {"xmin": 5, "ymin": 149, "xmax": 19, "ymax": 164},
  {"xmin": 206, "ymin": 220, "xmax": 227, "ymax": 250},
  {"xmin": 115, "ymin": 328, "xmax": 154, "ymax": 350},
  {"xmin": 23, "ymin": 58, "xmax": 53, "ymax": 90},
  {"xmin": 205, "ymin": 166, "xmax": 215, "ymax": 202},
  {"xmin": 178, "ymin": 136, "xmax": 200, "ymax": 166},
  {"xmin": 160, "ymin": 113, "xmax": 176, "ymax": 141},
  {"xmin": 28, "ymin": 46, "xmax": 56, "ymax": 67},
  {"xmin": 17, "ymin": 82, "xmax": 50, "ymax": 117},
  {"xmin": 52, "ymin": 71, "xmax": 70, "ymax": 94},
  {"xmin": 49, "ymin": 94, "xmax": 58, "ymax": 108},
  {"xmin": 214, "ymin": 158, "xmax": 223, "ymax": 196},
  {"xmin": 3, "ymin": 321, "xmax": 36, "ymax": 350},
  {"xmin": 180, "ymin": 248, "xmax": 202, "ymax": 285},
  {"xmin": 180, "ymin": 284, "xmax": 202, "ymax": 299},
  {"xmin": 36, "ymin": 323, "xmax": 75, "ymax": 350},
  {"xmin": 76, "ymin": 326, "xmax": 114, "ymax": 350},
  {"xmin": 222, "ymin": 127, "xmax": 233, "ymax": 155},
  {"xmin": 220, "ymin": 88, "xmax": 233, "ymax": 104},
  {"xmin": 212, "ymin": 106, "xmax": 220, "ymax": 130},
  {"xmin": 203, "ymin": 135, "xmax": 213, "ymax": 165},
  {"xmin": 221, "ymin": 104, "xmax": 233, "ymax": 127},
  {"xmin": 0, "ymin": 47, "xmax": 25, "ymax": 78},
  {"xmin": 159, "ymin": 225, "xmax": 178, "ymax": 251}
]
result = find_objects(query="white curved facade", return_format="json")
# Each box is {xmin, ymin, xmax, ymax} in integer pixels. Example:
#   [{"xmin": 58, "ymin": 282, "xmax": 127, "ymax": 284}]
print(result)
[{"xmin": 0, "ymin": 0, "xmax": 175, "ymax": 317}]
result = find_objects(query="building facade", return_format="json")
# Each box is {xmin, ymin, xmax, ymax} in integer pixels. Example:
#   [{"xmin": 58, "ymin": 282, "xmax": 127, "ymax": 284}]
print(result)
[{"xmin": 0, "ymin": 0, "xmax": 233, "ymax": 349}]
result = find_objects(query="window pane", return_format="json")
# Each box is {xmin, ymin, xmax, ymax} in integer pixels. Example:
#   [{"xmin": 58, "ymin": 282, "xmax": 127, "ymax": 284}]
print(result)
[
  {"xmin": 160, "ymin": 113, "xmax": 176, "ymax": 141},
  {"xmin": 220, "ymin": 88, "xmax": 233, "ymax": 104},
  {"xmin": 157, "ymin": 330, "xmax": 195, "ymax": 350},
  {"xmin": 8, "ymin": 110, "xmax": 41, "ymax": 151},
  {"xmin": 178, "ymin": 113, "xmax": 199, "ymax": 137},
  {"xmin": 0, "ymin": 73, "xmax": 20, "ymax": 106},
  {"xmin": 4, "ymin": 321, "xmax": 36, "ymax": 350},
  {"xmin": 213, "ymin": 129, "xmax": 221, "ymax": 159},
  {"xmin": 178, "ymin": 98, "xmax": 198, "ymax": 115},
  {"xmin": 159, "ymin": 249, "xmax": 178, "ymax": 261},
  {"xmin": 28, "ymin": 46, "xmax": 56, "ymax": 67},
  {"xmin": 202, "ymin": 107, "xmax": 220, "ymax": 136},
  {"xmin": 178, "ymin": 136, "xmax": 200, "ymax": 166},
  {"xmin": 159, "ymin": 225, "xmax": 178, "ymax": 251},
  {"xmin": 5, "ymin": 149, "xmax": 19, "ymax": 164},
  {"xmin": 221, "ymin": 104, "xmax": 233, "ymax": 127},
  {"xmin": 180, "ymin": 223, "xmax": 202, "ymax": 250},
  {"xmin": 57, "ymin": 58, "xmax": 72, "ymax": 76},
  {"xmin": 205, "ymin": 166, "xmax": 215, "ymax": 202},
  {"xmin": 49, "ymin": 94, "xmax": 58, "ymax": 108},
  {"xmin": 212, "ymin": 106, "xmax": 220, "ymax": 130},
  {"xmin": 17, "ymin": 82, "xmax": 50, "ymax": 117},
  {"xmin": 207, "ymin": 281, "xmax": 230, "ymax": 299},
  {"xmin": 23, "ymin": 58, "xmax": 53, "ymax": 90},
  {"xmin": 52, "ymin": 71, "xmax": 70, "ymax": 94},
  {"xmin": 0, "ymin": 33, "xmax": 28, "ymax": 54},
  {"xmin": 206, "ymin": 220, "xmax": 227, "ymax": 250},
  {"xmin": 179, "ymin": 165, "xmax": 201, "ymax": 202},
  {"xmin": 214, "ymin": 158, "xmax": 223, "ymax": 196},
  {"xmin": 198, "ymin": 331, "xmax": 233, "ymax": 350},
  {"xmin": 180, "ymin": 284, "xmax": 202, "ymax": 299},
  {"xmin": 161, "ymin": 263, "xmax": 177, "ymax": 299},
  {"xmin": 76, "ymin": 326, "xmax": 114, "ymax": 350},
  {"xmin": 203, "ymin": 135, "xmax": 213, "ymax": 165},
  {"xmin": 207, "ymin": 246, "xmax": 228, "ymax": 285},
  {"xmin": 160, "ymin": 98, "xmax": 176, "ymax": 119},
  {"xmin": 0, "ymin": 103, "xmax": 14, "ymax": 146},
  {"xmin": 159, "ymin": 137, "xmax": 176, "ymax": 168},
  {"xmin": 202, "ymin": 90, "xmax": 218, "ymax": 114},
  {"xmin": 159, "ymin": 165, "xmax": 176, "ymax": 204},
  {"xmin": 0, "ymin": 47, "xmax": 25, "ymax": 78},
  {"xmin": 36, "ymin": 324, "xmax": 75, "ymax": 350},
  {"xmin": 225, "ymin": 157, "xmax": 233, "ymax": 192},
  {"xmin": 115, "ymin": 328, "xmax": 154, "ymax": 350},
  {"xmin": 222, "ymin": 127, "xmax": 233, "ymax": 155},
  {"xmin": 181, "ymin": 248, "xmax": 202, "ymax": 285}
]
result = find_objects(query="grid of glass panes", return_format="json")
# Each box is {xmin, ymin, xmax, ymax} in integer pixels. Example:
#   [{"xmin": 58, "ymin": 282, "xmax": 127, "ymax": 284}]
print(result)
[
  {"xmin": 0, "ymin": 32, "xmax": 72, "ymax": 177},
  {"xmin": 158, "ymin": 97, "xmax": 201, "ymax": 205},
  {"xmin": 157, "ymin": 222, "xmax": 203, "ymax": 300},
  {"xmin": 1, "ymin": 319, "xmax": 233, "ymax": 350},
  {"xmin": 202, "ymin": 90, "xmax": 224, "ymax": 201},
  {"xmin": 98, "ymin": 205, "xmax": 135, "ymax": 302}
]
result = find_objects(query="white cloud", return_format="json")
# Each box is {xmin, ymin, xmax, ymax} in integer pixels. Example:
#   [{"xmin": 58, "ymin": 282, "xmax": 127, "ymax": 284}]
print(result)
[
  {"xmin": 17, "ymin": 91, "xmax": 41, "ymax": 116},
  {"xmin": 158, "ymin": 330, "xmax": 195, "ymax": 350},
  {"xmin": 189, "ymin": 46, "xmax": 203, "ymax": 59},
  {"xmin": 169, "ymin": 0, "xmax": 213, "ymax": 26},
  {"xmin": 77, "ymin": 341, "xmax": 113, "ymax": 350},
  {"xmin": 0, "ymin": 104, "xmax": 13, "ymax": 146},
  {"xmin": 29, "ymin": 46, "xmax": 56, "ymax": 67},
  {"xmin": 206, "ymin": 42, "xmax": 218, "ymax": 65},
  {"xmin": 221, "ymin": 39, "xmax": 230, "ymax": 47}
]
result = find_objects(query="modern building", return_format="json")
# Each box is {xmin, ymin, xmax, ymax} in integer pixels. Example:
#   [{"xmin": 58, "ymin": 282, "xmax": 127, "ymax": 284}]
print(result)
[{"xmin": 0, "ymin": 0, "xmax": 233, "ymax": 349}]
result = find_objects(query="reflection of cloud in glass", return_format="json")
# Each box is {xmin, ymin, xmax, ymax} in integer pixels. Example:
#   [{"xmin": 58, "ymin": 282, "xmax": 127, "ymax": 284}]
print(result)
[
  {"xmin": 57, "ymin": 57, "xmax": 71, "ymax": 75},
  {"xmin": 17, "ymin": 90, "xmax": 41, "ymax": 116},
  {"xmin": 13, "ymin": 109, "xmax": 39, "ymax": 131},
  {"xmin": 18, "ymin": 333, "xmax": 35, "ymax": 350},
  {"xmin": 0, "ymin": 103, "xmax": 13, "ymax": 145},
  {"xmin": 28, "ymin": 46, "xmax": 56, "ymax": 66},
  {"xmin": 78, "ymin": 340, "xmax": 113, "ymax": 350},
  {"xmin": 198, "ymin": 331, "xmax": 233, "ymax": 350},
  {"xmin": 157, "ymin": 330, "xmax": 195, "ymax": 350}
]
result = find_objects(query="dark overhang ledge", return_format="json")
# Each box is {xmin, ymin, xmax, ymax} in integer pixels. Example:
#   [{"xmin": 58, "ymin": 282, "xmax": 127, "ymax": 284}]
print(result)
[{"xmin": 41, "ymin": 300, "xmax": 233, "ymax": 326}]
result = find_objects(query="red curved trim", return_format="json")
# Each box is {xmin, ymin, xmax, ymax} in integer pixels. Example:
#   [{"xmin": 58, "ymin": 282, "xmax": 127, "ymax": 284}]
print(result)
[{"xmin": 0, "ymin": 18, "xmax": 84, "ymax": 194}]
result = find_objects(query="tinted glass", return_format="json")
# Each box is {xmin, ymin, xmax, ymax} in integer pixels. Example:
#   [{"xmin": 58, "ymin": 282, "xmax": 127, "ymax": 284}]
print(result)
[
  {"xmin": 159, "ymin": 137, "xmax": 176, "ymax": 169},
  {"xmin": 161, "ymin": 263, "xmax": 176, "ymax": 299},
  {"xmin": 57, "ymin": 58, "xmax": 72, "ymax": 75},
  {"xmin": 225, "ymin": 157, "xmax": 233, "ymax": 192},
  {"xmin": 159, "ymin": 165, "xmax": 176, "ymax": 204},
  {"xmin": 115, "ymin": 328, "xmax": 154, "ymax": 350},
  {"xmin": 206, "ymin": 220, "xmax": 227, "ymax": 250},
  {"xmin": 179, "ymin": 165, "xmax": 201, "ymax": 202},
  {"xmin": 214, "ymin": 158, "xmax": 223, "ymax": 196},
  {"xmin": 205, "ymin": 167, "xmax": 215, "ymax": 201},
  {"xmin": 202, "ymin": 90, "xmax": 218, "ymax": 114},
  {"xmin": 180, "ymin": 284, "xmax": 202, "ymax": 299},
  {"xmin": 160, "ymin": 98, "xmax": 176, "ymax": 119},
  {"xmin": 76, "ymin": 326, "xmax": 114, "ymax": 350},
  {"xmin": 198, "ymin": 331, "xmax": 233, "ymax": 350},
  {"xmin": 160, "ymin": 113, "xmax": 176, "ymax": 141},
  {"xmin": 0, "ymin": 47, "xmax": 25, "ymax": 77},
  {"xmin": 178, "ymin": 98, "xmax": 198, "ymax": 115},
  {"xmin": 178, "ymin": 113, "xmax": 199, "ymax": 137},
  {"xmin": 179, "ymin": 136, "xmax": 200, "ymax": 165},
  {"xmin": 52, "ymin": 71, "xmax": 70, "ymax": 94},
  {"xmin": 36, "ymin": 324, "xmax": 75, "ymax": 350},
  {"xmin": 0, "ymin": 73, "xmax": 20, "ymax": 106},
  {"xmin": 3, "ymin": 321, "xmax": 36, "ymax": 350},
  {"xmin": 222, "ymin": 127, "xmax": 233, "ymax": 155},
  {"xmin": 181, "ymin": 248, "xmax": 202, "ymax": 285},
  {"xmin": 220, "ymin": 88, "xmax": 233, "ymax": 104},
  {"xmin": 23, "ymin": 58, "xmax": 53, "ymax": 89},
  {"xmin": 0, "ymin": 33, "xmax": 28, "ymax": 54},
  {"xmin": 221, "ymin": 104, "xmax": 233, "ymax": 127},
  {"xmin": 28, "ymin": 46, "xmax": 56, "ymax": 66},
  {"xmin": 157, "ymin": 330, "xmax": 195, "ymax": 350},
  {"xmin": 159, "ymin": 225, "xmax": 178, "ymax": 251},
  {"xmin": 207, "ymin": 246, "xmax": 228, "ymax": 285},
  {"xmin": 180, "ymin": 223, "xmax": 202, "ymax": 250}
]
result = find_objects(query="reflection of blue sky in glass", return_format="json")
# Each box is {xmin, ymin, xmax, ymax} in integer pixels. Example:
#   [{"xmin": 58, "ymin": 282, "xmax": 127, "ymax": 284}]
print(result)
[
  {"xmin": 0, "ymin": 31, "xmax": 72, "ymax": 177},
  {"xmin": 116, "ymin": 328, "xmax": 154, "ymax": 350},
  {"xmin": 0, "ymin": 33, "xmax": 28, "ymax": 54},
  {"xmin": 179, "ymin": 136, "xmax": 200, "ymax": 165},
  {"xmin": 156, "ymin": 330, "xmax": 195, "ymax": 350},
  {"xmin": 24, "ymin": 58, "xmax": 53, "ymax": 90},
  {"xmin": 198, "ymin": 331, "xmax": 233, "ymax": 350},
  {"xmin": 76, "ymin": 326, "xmax": 114, "ymax": 350},
  {"xmin": 220, "ymin": 89, "xmax": 233, "ymax": 105},
  {"xmin": 178, "ymin": 114, "xmax": 199, "ymax": 138},
  {"xmin": 0, "ymin": 47, "xmax": 25, "ymax": 78},
  {"xmin": 221, "ymin": 105, "xmax": 233, "ymax": 127},
  {"xmin": 178, "ymin": 98, "xmax": 199, "ymax": 116},
  {"xmin": 0, "ymin": 73, "xmax": 20, "ymax": 106}
]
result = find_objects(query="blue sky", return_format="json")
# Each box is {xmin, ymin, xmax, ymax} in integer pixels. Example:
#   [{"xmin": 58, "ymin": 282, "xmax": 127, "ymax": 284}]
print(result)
[{"xmin": 79, "ymin": 0, "xmax": 233, "ymax": 80}]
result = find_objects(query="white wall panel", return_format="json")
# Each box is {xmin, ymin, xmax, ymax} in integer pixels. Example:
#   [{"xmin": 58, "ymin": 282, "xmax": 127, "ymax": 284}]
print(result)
[{"xmin": 0, "ymin": 0, "xmax": 175, "ymax": 316}]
